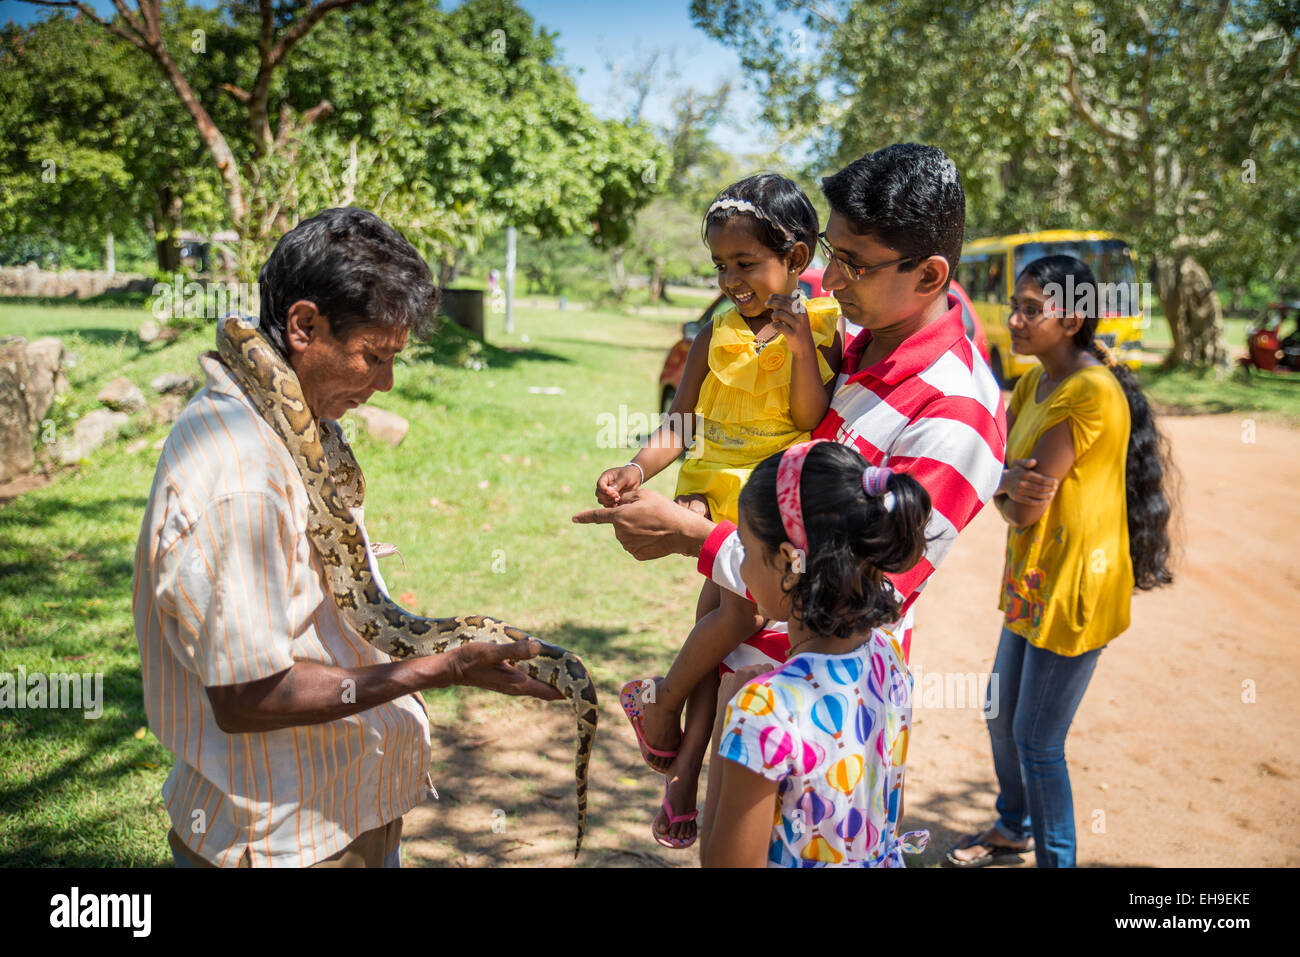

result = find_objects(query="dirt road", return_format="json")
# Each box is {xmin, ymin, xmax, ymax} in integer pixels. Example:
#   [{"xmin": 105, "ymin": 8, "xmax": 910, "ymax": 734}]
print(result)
[{"xmin": 402, "ymin": 412, "xmax": 1300, "ymax": 867}]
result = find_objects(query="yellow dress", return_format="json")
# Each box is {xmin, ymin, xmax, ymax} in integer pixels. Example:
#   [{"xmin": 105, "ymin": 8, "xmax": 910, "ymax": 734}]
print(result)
[
  {"xmin": 998, "ymin": 364, "xmax": 1134, "ymax": 656},
  {"xmin": 675, "ymin": 297, "xmax": 840, "ymax": 525}
]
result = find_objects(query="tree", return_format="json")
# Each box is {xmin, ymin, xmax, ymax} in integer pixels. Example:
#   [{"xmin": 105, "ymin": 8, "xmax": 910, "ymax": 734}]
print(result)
[
  {"xmin": 287, "ymin": 0, "xmax": 666, "ymax": 284},
  {"xmin": 690, "ymin": 0, "xmax": 1300, "ymax": 370},
  {"xmin": 11, "ymin": 0, "xmax": 667, "ymax": 283},
  {"xmin": 0, "ymin": 12, "xmax": 224, "ymax": 270},
  {"xmin": 600, "ymin": 47, "xmax": 740, "ymax": 300},
  {"xmin": 17, "ymin": 0, "xmax": 371, "ymax": 277}
]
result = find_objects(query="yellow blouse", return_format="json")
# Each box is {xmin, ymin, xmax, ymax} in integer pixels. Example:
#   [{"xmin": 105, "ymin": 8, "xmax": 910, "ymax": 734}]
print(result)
[
  {"xmin": 999, "ymin": 364, "xmax": 1134, "ymax": 656},
  {"xmin": 674, "ymin": 298, "xmax": 840, "ymax": 525}
]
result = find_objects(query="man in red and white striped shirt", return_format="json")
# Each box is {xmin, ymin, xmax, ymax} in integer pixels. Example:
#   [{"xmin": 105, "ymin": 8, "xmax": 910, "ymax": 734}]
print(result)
[{"xmin": 574, "ymin": 144, "xmax": 1007, "ymax": 844}]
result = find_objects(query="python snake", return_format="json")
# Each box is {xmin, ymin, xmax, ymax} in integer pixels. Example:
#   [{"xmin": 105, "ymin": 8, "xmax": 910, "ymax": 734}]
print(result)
[{"xmin": 215, "ymin": 314, "xmax": 598, "ymax": 857}]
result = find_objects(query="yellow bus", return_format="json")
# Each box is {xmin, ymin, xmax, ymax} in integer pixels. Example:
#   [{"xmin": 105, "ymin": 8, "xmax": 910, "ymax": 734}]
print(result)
[{"xmin": 957, "ymin": 230, "xmax": 1146, "ymax": 387}]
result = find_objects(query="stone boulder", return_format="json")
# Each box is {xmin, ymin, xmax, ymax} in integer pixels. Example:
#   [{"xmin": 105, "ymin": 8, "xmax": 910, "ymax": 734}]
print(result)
[
  {"xmin": 23, "ymin": 337, "xmax": 69, "ymax": 429},
  {"xmin": 150, "ymin": 372, "xmax": 199, "ymax": 396},
  {"xmin": 0, "ymin": 341, "xmax": 34, "ymax": 483},
  {"xmin": 147, "ymin": 394, "xmax": 186, "ymax": 427},
  {"xmin": 138, "ymin": 321, "xmax": 182, "ymax": 345},
  {"xmin": 350, "ymin": 406, "xmax": 409, "ymax": 447},
  {"xmin": 97, "ymin": 376, "xmax": 146, "ymax": 413},
  {"xmin": 57, "ymin": 409, "xmax": 129, "ymax": 465}
]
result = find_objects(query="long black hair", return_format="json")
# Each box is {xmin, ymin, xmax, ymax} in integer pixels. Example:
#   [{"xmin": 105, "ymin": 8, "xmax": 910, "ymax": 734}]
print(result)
[
  {"xmin": 739, "ymin": 442, "xmax": 932, "ymax": 639},
  {"xmin": 701, "ymin": 173, "xmax": 819, "ymax": 264},
  {"xmin": 1017, "ymin": 254, "xmax": 1176, "ymax": 589}
]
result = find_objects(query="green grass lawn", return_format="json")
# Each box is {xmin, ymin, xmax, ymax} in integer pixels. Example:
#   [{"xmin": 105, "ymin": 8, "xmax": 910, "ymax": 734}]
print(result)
[
  {"xmin": 1135, "ymin": 311, "xmax": 1255, "ymax": 355},
  {"xmin": 0, "ymin": 299, "xmax": 701, "ymax": 866}
]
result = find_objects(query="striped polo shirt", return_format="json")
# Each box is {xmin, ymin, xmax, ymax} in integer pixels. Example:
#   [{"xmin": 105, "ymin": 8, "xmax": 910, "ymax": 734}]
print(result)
[
  {"xmin": 701, "ymin": 294, "xmax": 1008, "ymax": 665},
  {"xmin": 133, "ymin": 352, "xmax": 432, "ymax": 867}
]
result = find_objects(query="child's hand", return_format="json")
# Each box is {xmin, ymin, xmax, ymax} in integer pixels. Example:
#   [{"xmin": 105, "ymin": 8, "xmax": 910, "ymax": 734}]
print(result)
[
  {"xmin": 673, "ymin": 493, "xmax": 711, "ymax": 518},
  {"xmin": 596, "ymin": 464, "xmax": 642, "ymax": 506},
  {"xmin": 765, "ymin": 292, "xmax": 815, "ymax": 357}
]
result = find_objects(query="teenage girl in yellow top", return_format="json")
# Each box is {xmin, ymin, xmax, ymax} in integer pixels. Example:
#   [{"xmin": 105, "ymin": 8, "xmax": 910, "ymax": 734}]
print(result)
[
  {"xmin": 594, "ymin": 173, "xmax": 842, "ymax": 847},
  {"xmin": 946, "ymin": 254, "xmax": 1175, "ymax": 868}
]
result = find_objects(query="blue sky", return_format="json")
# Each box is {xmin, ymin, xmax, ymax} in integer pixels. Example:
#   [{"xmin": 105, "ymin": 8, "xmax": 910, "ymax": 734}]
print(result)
[{"xmin": 1, "ymin": 0, "xmax": 805, "ymax": 155}]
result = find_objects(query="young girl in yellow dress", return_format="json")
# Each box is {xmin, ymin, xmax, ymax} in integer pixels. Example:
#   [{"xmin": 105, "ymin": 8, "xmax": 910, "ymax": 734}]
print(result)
[{"xmin": 595, "ymin": 173, "xmax": 843, "ymax": 847}]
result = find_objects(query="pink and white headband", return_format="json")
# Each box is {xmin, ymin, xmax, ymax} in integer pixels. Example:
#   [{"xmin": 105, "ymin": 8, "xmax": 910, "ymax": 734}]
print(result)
[{"xmin": 775, "ymin": 441, "xmax": 897, "ymax": 561}]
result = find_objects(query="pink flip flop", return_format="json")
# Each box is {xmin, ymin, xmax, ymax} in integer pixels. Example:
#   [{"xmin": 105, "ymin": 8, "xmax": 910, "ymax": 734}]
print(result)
[
  {"xmin": 652, "ymin": 779, "xmax": 698, "ymax": 850},
  {"xmin": 620, "ymin": 678, "xmax": 679, "ymax": 772}
]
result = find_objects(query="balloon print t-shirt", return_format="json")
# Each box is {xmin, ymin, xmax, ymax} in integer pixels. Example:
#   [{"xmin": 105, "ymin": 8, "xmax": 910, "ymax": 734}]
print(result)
[{"xmin": 718, "ymin": 632, "xmax": 930, "ymax": 867}]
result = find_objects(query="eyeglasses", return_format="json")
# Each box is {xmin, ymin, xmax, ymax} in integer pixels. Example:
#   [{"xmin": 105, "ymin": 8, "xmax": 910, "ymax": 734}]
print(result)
[
  {"xmin": 818, "ymin": 232, "xmax": 915, "ymax": 281},
  {"xmin": 1008, "ymin": 298, "xmax": 1060, "ymax": 322}
]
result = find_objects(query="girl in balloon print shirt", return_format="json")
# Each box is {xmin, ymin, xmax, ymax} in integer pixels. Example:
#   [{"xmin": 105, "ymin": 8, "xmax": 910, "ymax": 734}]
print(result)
[{"xmin": 698, "ymin": 440, "xmax": 933, "ymax": 867}]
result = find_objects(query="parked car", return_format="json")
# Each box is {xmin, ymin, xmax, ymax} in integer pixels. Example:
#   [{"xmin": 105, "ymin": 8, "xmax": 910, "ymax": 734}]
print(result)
[{"xmin": 658, "ymin": 267, "xmax": 989, "ymax": 413}]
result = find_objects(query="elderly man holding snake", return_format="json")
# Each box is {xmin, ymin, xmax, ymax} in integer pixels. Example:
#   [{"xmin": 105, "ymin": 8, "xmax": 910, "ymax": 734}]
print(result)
[{"xmin": 133, "ymin": 207, "xmax": 561, "ymax": 868}]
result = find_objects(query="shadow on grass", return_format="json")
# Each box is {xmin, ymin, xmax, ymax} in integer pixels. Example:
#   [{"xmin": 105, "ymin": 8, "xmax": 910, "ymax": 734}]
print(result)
[
  {"xmin": 0, "ymin": 662, "xmax": 166, "ymax": 867},
  {"xmin": 403, "ymin": 322, "xmax": 571, "ymax": 372},
  {"xmin": 0, "ymin": 491, "xmax": 146, "ymax": 531},
  {"xmin": 58, "ymin": 328, "xmax": 145, "ymax": 346}
]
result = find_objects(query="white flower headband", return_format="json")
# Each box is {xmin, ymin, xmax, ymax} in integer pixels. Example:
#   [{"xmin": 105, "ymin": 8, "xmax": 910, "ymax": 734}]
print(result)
[{"xmin": 706, "ymin": 197, "xmax": 793, "ymax": 242}]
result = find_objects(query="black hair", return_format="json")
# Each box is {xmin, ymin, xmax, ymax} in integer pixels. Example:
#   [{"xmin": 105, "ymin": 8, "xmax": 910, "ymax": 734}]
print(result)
[
  {"xmin": 739, "ymin": 442, "xmax": 933, "ymax": 639},
  {"xmin": 1016, "ymin": 254, "xmax": 1176, "ymax": 590},
  {"xmin": 258, "ymin": 207, "xmax": 439, "ymax": 356},
  {"xmin": 701, "ymin": 173, "xmax": 819, "ymax": 266},
  {"xmin": 820, "ymin": 143, "xmax": 965, "ymax": 282}
]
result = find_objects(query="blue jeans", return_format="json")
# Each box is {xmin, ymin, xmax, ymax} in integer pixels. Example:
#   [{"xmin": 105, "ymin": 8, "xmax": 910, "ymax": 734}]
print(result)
[{"xmin": 985, "ymin": 626, "xmax": 1103, "ymax": 868}]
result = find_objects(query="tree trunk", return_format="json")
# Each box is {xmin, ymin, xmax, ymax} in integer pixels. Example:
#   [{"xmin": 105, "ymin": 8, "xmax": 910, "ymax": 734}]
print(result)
[
  {"xmin": 649, "ymin": 257, "xmax": 668, "ymax": 303},
  {"xmin": 153, "ymin": 186, "xmax": 183, "ymax": 272},
  {"xmin": 1153, "ymin": 253, "xmax": 1230, "ymax": 370},
  {"xmin": 607, "ymin": 246, "xmax": 627, "ymax": 301},
  {"xmin": 439, "ymin": 251, "xmax": 462, "ymax": 289}
]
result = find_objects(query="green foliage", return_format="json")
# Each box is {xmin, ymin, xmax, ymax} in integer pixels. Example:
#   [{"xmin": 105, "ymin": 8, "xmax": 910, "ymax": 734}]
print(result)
[
  {"xmin": 690, "ymin": 0, "xmax": 1300, "ymax": 297},
  {"xmin": 3, "ymin": 0, "xmax": 667, "ymax": 282},
  {"xmin": 0, "ymin": 10, "xmax": 225, "ymax": 269},
  {"xmin": 275, "ymin": 0, "xmax": 667, "ymax": 266}
]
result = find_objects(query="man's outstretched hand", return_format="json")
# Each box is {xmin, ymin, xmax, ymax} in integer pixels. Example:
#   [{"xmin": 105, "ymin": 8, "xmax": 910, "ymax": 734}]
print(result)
[
  {"xmin": 571, "ymin": 488, "xmax": 715, "ymax": 561},
  {"xmin": 448, "ymin": 640, "xmax": 563, "ymax": 701}
]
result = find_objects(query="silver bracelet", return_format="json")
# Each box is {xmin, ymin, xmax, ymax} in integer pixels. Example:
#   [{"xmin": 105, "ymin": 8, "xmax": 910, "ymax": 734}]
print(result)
[{"xmin": 626, "ymin": 461, "xmax": 645, "ymax": 485}]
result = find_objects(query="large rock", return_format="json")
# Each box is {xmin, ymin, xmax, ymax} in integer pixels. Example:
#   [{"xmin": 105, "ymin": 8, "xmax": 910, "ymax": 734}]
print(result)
[
  {"xmin": 150, "ymin": 372, "xmax": 199, "ymax": 396},
  {"xmin": 0, "ymin": 342, "xmax": 34, "ymax": 483},
  {"xmin": 97, "ymin": 376, "xmax": 146, "ymax": 413},
  {"xmin": 23, "ymin": 336, "xmax": 68, "ymax": 429},
  {"xmin": 138, "ymin": 320, "xmax": 181, "ymax": 345},
  {"xmin": 350, "ymin": 406, "xmax": 409, "ymax": 447},
  {"xmin": 148, "ymin": 394, "xmax": 186, "ymax": 426},
  {"xmin": 57, "ymin": 409, "xmax": 128, "ymax": 465}
]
